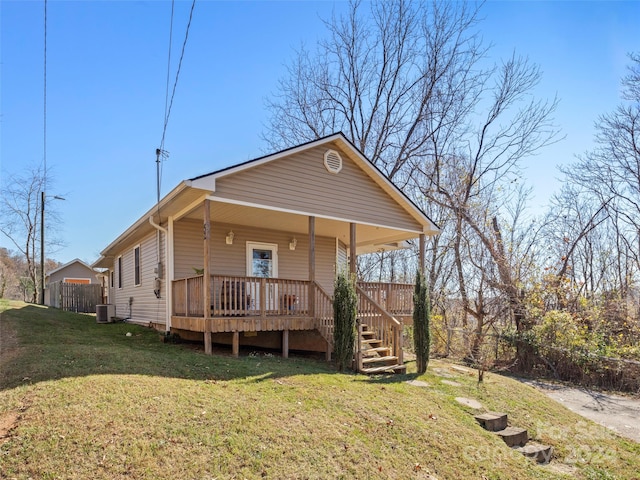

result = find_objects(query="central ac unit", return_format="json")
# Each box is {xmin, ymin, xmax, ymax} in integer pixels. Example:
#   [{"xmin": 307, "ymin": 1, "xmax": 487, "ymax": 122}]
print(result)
[{"xmin": 96, "ymin": 304, "xmax": 115, "ymax": 323}]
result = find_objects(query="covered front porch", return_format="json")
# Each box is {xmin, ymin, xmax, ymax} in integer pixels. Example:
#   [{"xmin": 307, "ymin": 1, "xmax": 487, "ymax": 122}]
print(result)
[{"xmin": 170, "ymin": 273, "xmax": 415, "ymax": 369}]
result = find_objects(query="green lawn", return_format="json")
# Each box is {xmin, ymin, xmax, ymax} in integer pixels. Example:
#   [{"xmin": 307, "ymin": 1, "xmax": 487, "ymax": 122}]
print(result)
[{"xmin": 1, "ymin": 299, "xmax": 638, "ymax": 479}]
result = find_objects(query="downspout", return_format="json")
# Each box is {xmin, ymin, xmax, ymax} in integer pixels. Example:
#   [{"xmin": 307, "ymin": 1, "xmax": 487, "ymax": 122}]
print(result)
[
  {"xmin": 149, "ymin": 215, "xmax": 167, "ymax": 234},
  {"xmin": 149, "ymin": 216, "xmax": 170, "ymax": 331}
]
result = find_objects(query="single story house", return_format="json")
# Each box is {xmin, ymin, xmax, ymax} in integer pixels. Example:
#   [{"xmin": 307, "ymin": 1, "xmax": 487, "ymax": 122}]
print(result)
[{"xmin": 93, "ymin": 133, "xmax": 439, "ymax": 373}]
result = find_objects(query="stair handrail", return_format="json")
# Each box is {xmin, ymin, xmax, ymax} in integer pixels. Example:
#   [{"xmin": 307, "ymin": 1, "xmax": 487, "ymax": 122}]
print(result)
[
  {"xmin": 355, "ymin": 285, "xmax": 404, "ymax": 365},
  {"xmin": 313, "ymin": 282, "xmax": 334, "ymax": 352}
]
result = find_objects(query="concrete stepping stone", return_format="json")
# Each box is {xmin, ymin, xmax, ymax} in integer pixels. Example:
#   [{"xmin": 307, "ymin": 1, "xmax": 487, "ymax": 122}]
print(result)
[
  {"xmin": 450, "ymin": 365, "xmax": 471, "ymax": 375},
  {"xmin": 406, "ymin": 379, "xmax": 430, "ymax": 388},
  {"xmin": 474, "ymin": 412, "xmax": 508, "ymax": 432},
  {"xmin": 455, "ymin": 397, "xmax": 483, "ymax": 409},
  {"xmin": 441, "ymin": 379, "xmax": 462, "ymax": 387},
  {"xmin": 496, "ymin": 426, "xmax": 528, "ymax": 447},
  {"xmin": 517, "ymin": 443, "xmax": 553, "ymax": 464}
]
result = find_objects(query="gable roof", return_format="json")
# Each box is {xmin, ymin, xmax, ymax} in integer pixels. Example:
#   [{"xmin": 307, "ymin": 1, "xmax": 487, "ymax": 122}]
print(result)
[
  {"xmin": 46, "ymin": 258, "xmax": 94, "ymax": 277},
  {"xmin": 189, "ymin": 132, "xmax": 440, "ymax": 233},
  {"xmin": 93, "ymin": 133, "xmax": 440, "ymax": 269}
]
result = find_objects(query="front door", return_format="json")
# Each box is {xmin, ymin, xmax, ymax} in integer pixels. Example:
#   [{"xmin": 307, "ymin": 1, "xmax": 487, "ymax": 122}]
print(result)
[{"xmin": 246, "ymin": 242, "xmax": 278, "ymax": 310}]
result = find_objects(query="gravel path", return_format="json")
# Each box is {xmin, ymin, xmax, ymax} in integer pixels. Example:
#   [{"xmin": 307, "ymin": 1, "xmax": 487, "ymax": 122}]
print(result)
[{"xmin": 523, "ymin": 379, "xmax": 640, "ymax": 443}]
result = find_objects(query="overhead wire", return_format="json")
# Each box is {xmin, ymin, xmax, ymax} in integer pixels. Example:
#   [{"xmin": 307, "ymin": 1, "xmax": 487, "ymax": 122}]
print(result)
[
  {"xmin": 156, "ymin": 0, "xmax": 196, "ymax": 211},
  {"xmin": 159, "ymin": 0, "xmax": 196, "ymax": 154}
]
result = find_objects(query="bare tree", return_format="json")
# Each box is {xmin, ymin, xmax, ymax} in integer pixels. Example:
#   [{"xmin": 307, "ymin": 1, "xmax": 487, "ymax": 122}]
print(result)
[
  {"xmin": 264, "ymin": 0, "xmax": 487, "ymax": 182},
  {"xmin": 264, "ymin": 0, "xmax": 560, "ymax": 371},
  {"xmin": 562, "ymin": 54, "xmax": 640, "ymax": 276},
  {"xmin": 0, "ymin": 165, "xmax": 62, "ymax": 303}
]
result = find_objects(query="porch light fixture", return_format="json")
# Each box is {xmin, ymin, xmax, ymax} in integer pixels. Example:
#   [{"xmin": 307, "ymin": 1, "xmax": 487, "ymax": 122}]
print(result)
[
  {"xmin": 226, "ymin": 231, "xmax": 235, "ymax": 245},
  {"xmin": 289, "ymin": 237, "xmax": 297, "ymax": 251}
]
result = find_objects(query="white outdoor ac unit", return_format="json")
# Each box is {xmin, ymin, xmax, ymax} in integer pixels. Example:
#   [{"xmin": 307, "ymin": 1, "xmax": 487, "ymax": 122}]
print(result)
[{"xmin": 96, "ymin": 304, "xmax": 115, "ymax": 323}]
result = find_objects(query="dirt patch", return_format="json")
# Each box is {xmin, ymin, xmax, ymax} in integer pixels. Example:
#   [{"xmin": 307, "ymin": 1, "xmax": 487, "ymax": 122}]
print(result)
[
  {"xmin": 0, "ymin": 411, "xmax": 19, "ymax": 442},
  {"xmin": 0, "ymin": 308, "xmax": 20, "ymax": 362}
]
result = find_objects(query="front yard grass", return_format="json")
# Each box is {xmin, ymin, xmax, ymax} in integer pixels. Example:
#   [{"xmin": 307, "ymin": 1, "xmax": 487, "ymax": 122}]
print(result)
[{"xmin": 1, "ymin": 299, "xmax": 638, "ymax": 479}]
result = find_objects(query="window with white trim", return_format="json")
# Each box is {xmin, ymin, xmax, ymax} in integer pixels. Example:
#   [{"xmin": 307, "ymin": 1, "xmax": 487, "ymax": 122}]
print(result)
[
  {"xmin": 134, "ymin": 245, "xmax": 141, "ymax": 286},
  {"xmin": 117, "ymin": 256, "xmax": 123, "ymax": 288}
]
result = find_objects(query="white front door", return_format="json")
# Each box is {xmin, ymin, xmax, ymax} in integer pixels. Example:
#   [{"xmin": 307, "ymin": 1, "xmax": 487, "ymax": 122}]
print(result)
[{"xmin": 246, "ymin": 242, "xmax": 278, "ymax": 310}]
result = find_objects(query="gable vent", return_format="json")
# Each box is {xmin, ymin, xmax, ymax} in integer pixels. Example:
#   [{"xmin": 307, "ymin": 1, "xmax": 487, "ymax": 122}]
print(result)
[{"xmin": 324, "ymin": 149, "xmax": 343, "ymax": 174}]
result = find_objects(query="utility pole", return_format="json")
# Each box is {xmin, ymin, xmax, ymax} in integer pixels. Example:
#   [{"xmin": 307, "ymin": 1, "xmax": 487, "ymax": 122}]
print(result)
[{"xmin": 40, "ymin": 191, "xmax": 45, "ymax": 305}]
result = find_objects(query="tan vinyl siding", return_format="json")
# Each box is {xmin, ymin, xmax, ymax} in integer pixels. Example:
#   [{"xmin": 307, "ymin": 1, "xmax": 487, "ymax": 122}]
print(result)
[
  {"xmin": 214, "ymin": 143, "xmax": 422, "ymax": 232},
  {"xmin": 111, "ymin": 231, "xmax": 166, "ymax": 326},
  {"xmin": 173, "ymin": 219, "xmax": 338, "ymax": 293},
  {"xmin": 337, "ymin": 240, "xmax": 348, "ymax": 273},
  {"xmin": 173, "ymin": 220, "xmax": 205, "ymax": 279}
]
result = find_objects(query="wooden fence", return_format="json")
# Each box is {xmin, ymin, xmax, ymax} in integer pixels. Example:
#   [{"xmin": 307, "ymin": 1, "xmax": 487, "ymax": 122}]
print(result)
[{"xmin": 47, "ymin": 281, "xmax": 102, "ymax": 313}]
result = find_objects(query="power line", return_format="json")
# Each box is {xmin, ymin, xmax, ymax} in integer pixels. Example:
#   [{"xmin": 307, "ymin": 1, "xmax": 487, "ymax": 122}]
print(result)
[
  {"xmin": 162, "ymin": 0, "xmax": 175, "ymax": 150},
  {"xmin": 156, "ymin": 0, "xmax": 196, "ymax": 214},
  {"xmin": 159, "ymin": 0, "xmax": 196, "ymax": 152}
]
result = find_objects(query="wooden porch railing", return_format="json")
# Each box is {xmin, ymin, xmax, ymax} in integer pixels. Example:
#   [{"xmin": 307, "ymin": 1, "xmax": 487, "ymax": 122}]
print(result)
[
  {"xmin": 172, "ymin": 275, "xmax": 204, "ymax": 317},
  {"xmin": 355, "ymin": 285, "xmax": 404, "ymax": 371},
  {"xmin": 357, "ymin": 281, "xmax": 413, "ymax": 316},
  {"xmin": 172, "ymin": 276, "xmax": 407, "ymax": 368},
  {"xmin": 172, "ymin": 275, "xmax": 311, "ymax": 318}
]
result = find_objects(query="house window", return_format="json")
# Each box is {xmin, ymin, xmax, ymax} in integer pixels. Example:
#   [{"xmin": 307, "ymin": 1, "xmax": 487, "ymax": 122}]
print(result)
[
  {"xmin": 134, "ymin": 245, "xmax": 141, "ymax": 286},
  {"xmin": 110, "ymin": 271, "xmax": 114, "ymax": 288},
  {"xmin": 118, "ymin": 256, "xmax": 123, "ymax": 288}
]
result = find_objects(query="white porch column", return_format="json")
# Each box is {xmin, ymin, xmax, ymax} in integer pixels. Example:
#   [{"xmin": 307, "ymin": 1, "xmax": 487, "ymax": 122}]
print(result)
[{"xmin": 203, "ymin": 200, "xmax": 212, "ymax": 355}]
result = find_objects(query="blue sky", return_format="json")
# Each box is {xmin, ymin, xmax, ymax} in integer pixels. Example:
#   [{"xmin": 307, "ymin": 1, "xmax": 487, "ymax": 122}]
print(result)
[{"xmin": 1, "ymin": 0, "xmax": 638, "ymax": 265}]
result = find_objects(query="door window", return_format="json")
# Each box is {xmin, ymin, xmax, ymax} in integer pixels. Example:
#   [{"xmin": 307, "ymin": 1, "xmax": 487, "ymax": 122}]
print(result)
[{"xmin": 246, "ymin": 242, "xmax": 278, "ymax": 278}]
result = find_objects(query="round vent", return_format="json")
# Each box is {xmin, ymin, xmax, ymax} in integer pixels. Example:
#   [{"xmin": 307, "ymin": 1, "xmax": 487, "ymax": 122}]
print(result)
[{"xmin": 324, "ymin": 149, "xmax": 343, "ymax": 174}]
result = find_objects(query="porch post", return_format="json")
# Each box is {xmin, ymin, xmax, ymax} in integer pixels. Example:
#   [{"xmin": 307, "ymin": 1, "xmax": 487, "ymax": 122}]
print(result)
[
  {"xmin": 350, "ymin": 223, "xmax": 357, "ymax": 367},
  {"xmin": 419, "ymin": 233, "xmax": 426, "ymax": 277},
  {"xmin": 166, "ymin": 216, "xmax": 175, "ymax": 332},
  {"xmin": 203, "ymin": 199, "xmax": 212, "ymax": 355},
  {"xmin": 282, "ymin": 329, "xmax": 289, "ymax": 359},
  {"xmin": 349, "ymin": 223, "xmax": 357, "ymax": 276},
  {"xmin": 308, "ymin": 216, "xmax": 316, "ymax": 317},
  {"xmin": 232, "ymin": 331, "xmax": 239, "ymax": 357}
]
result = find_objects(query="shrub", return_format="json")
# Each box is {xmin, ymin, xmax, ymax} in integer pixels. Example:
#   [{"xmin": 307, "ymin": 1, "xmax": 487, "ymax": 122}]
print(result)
[
  {"xmin": 333, "ymin": 272, "xmax": 357, "ymax": 372},
  {"xmin": 413, "ymin": 271, "xmax": 431, "ymax": 374}
]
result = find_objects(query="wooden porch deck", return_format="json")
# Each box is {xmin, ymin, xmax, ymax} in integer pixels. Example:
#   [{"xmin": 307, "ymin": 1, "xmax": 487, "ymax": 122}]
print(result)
[{"xmin": 171, "ymin": 275, "xmax": 413, "ymax": 370}]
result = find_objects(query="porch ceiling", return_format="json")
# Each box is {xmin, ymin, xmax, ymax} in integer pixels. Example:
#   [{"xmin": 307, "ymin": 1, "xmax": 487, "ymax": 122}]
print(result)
[{"xmin": 179, "ymin": 200, "xmax": 421, "ymax": 250}]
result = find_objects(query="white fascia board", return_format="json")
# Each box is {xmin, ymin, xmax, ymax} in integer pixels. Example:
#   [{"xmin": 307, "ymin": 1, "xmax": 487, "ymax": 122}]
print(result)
[
  {"xmin": 208, "ymin": 134, "xmax": 346, "ymax": 180},
  {"xmin": 187, "ymin": 176, "xmax": 216, "ymax": 192}
]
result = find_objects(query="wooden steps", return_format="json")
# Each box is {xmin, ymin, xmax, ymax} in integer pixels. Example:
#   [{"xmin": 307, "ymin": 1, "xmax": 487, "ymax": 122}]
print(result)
[
  {"xmin": 474, "ymin": 412, "xmax": 507, "ymax": 432},
  {"xmin": 474, "ymin": 412, "xmax": 553, "ymax": 464},
  {"xmin": 496, "ymin": 426, "xmax": 528, "ymax": 447},
  {"xmin": 357, "ymin": 323, "xmax": 405, "ymax": 374},
  {"xmin": 360, "ymin": 363, "xmax": 407, "ymax": 374}
]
